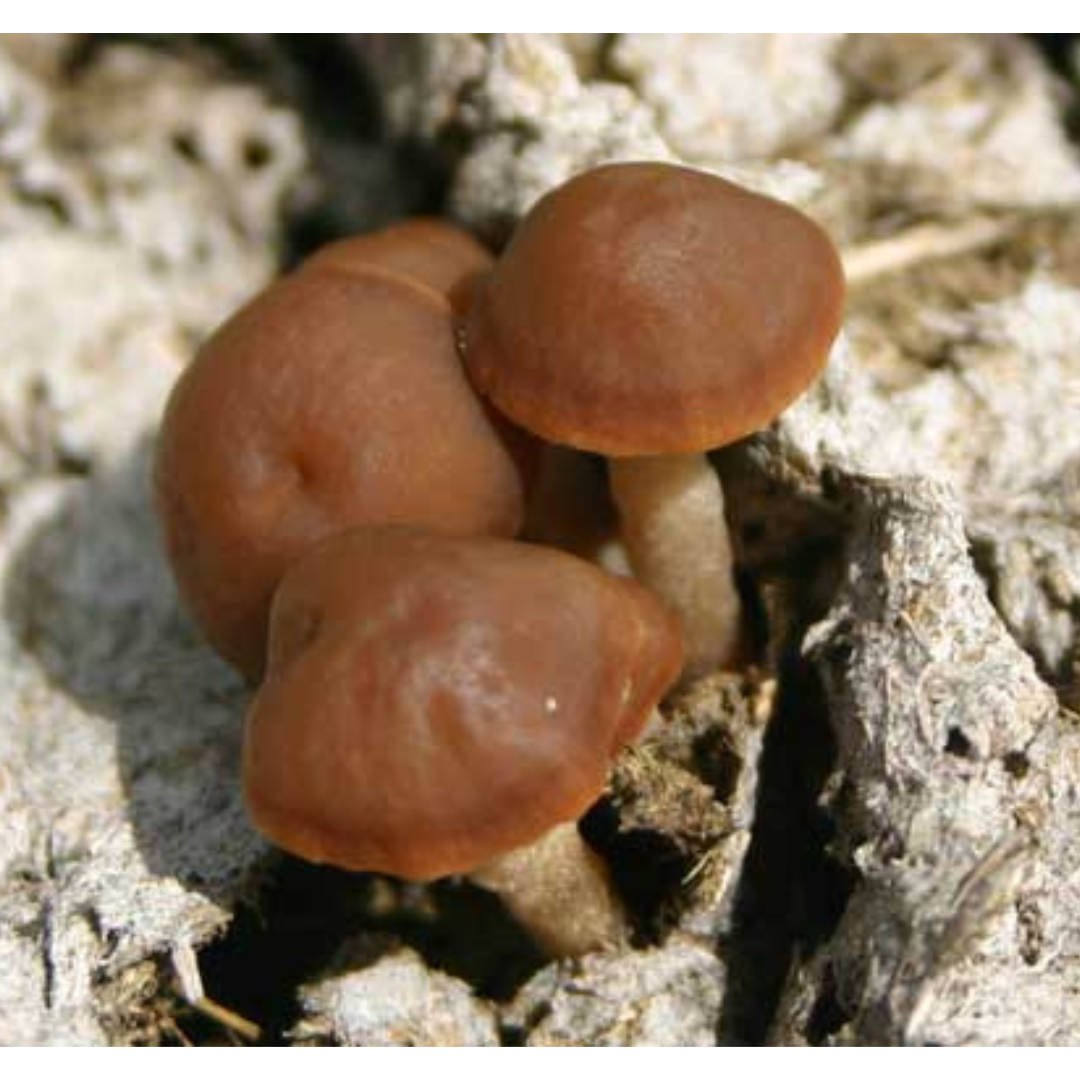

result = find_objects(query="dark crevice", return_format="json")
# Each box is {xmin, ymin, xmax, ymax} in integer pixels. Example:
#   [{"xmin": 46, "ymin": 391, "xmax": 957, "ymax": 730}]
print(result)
[
  {"xmin": 1003, "ymin": 750, "xmax": 1030, "ymax": 779},
  {"xmin": 259, "ymin": 34, "xmax": 450, "ymax": 263},
  {"xmin": 945, "ymin": 726, "xmax": 973, "ymax": 758},
  {"xmin": 188, "ymin": 860, "xmax": 370, "ymax": 1044},
  {"xmin": 716, "ymin": 550, "xmax": 856, "ymax": 1045},
  {"xmin": 242, "ymin": 136, "xmax": 274, "ymax": 171},
  {"xmin": 1030, "ymin": 32, "xmax": 1080, "ymax": 146},
  {"xmin": 581, "ymin": 799, "xmax": 696, "ymax": 945},
  {"xmin": 404, "ymin": 879, "xmax": 546, "ymax": 1002},
  {"xmin": 81, "ymin": 34, "xmax": 449, "ymax": 265},
  {"xmin": 11, "ymin": 180, "xmax": 73, "ymax": 225},
  {"xmin": 171, "ymin": 130, "xmax": 201, "ymax": 164},
  {"xmin": 717, "ymin": 658, "xmax": 853, "ymax": 1043},
  {"xmin": 1028, "ymin": 35, "xmax": 1078, "ymax": 76},
  {"xmin": 185, "ymin": 855, "xmax": 545, "ymax": 1044},
  {"xmin": 692, "ymin": 727, "xmax": 745, "ymax": 805},
  {"xmin": 806, "ymin": 962, "xmax": 852, "ymax": 1045}
]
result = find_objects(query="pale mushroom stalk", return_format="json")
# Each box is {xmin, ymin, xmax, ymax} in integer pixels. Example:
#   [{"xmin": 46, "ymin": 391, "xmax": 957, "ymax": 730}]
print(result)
[
  {"xmin": 472, "ymin": 823, "xmax": 629, "ymax": 956},
  {"xmin": 609, "ymin": 453, "xmax": 741, "ymax": 681}
]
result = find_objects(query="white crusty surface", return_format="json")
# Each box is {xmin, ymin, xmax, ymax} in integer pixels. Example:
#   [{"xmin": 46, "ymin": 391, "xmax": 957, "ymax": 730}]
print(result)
[{"xmin": 293, "ymin": 946, "xmax": 499, "ymax": 1047}]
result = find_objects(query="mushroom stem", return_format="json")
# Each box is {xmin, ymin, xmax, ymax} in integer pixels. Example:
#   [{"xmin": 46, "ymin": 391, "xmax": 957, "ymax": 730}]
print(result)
[
  {"xmin": 471, "ymin": 822, "xmax": 628, "ymax": 957},
  {"xmin": 608, "ymin": 453, "xmax": 741, "ymax": 681}
]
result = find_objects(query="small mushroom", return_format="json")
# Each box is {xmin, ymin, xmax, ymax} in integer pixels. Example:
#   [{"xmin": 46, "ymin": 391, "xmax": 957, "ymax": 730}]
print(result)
[
  {"xmin": 463, "ymin": 162, "xmax": 845, "ymax": 679},
  {"xmin": 154, "ymin": 220, "xmax": 533, "ymax": 680},
  {"xmin": 243, "ymin": 526, "xmax": 682, "ymax": 956}
]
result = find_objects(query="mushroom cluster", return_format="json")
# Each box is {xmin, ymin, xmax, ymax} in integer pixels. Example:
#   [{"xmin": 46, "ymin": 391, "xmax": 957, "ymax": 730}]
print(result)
[{"xmin": 154, "ymin": 162, "xmax": 844, "ymax": 956}]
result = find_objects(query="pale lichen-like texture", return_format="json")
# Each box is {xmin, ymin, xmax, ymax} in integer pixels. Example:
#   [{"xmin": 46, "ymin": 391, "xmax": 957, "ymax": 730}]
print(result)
[
  {"xmin": 4, "ymin": 33, "xmax": 1080, "ymax": 1045},
  {"xmin": 293, "ymin": 945, "xmax": 500, "ymax": 1046},
  {"xmin": 0, "ymin": 38, "xmax": 303, "ymax": 1044}
]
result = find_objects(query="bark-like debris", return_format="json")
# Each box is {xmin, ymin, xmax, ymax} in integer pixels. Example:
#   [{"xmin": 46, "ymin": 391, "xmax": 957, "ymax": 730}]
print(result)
[{"xmin": 776, "ymin": 477, "xmax": 1080, "ymax": 1045}]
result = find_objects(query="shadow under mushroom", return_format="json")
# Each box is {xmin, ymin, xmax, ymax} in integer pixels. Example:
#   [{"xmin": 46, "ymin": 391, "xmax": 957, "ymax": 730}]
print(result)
[{"xmin": 2, "ymin": 434, "xmax": 264, "ymax": 909}]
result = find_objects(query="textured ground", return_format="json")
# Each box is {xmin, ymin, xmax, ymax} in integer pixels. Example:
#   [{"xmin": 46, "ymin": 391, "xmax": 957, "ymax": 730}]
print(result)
[{"xmin": 1, "ymin": 34, "xmax": 1080, "ymax": 1045}]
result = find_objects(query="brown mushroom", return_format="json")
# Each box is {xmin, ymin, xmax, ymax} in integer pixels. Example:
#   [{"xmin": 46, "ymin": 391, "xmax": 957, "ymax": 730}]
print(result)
[
  {"xmin": 302, "ymin": 217, "xmax": 493, "ymax": 312},
  {"xmin": 463, "ymin": 162, "xmax": 845, "ymax": 679},
  {"xmin": 154, "ymin": 220, "xmax": 532, "ymax": 680},
  {"xmin": 243, "ymin": 525, "xmax": 683, "ymax": 956}
]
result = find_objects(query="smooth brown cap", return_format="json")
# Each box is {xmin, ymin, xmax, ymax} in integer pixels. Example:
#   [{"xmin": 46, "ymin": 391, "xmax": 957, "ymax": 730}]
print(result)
[
  {"xmin": 243, "ymin": 527, "xmax": 683, "ymax": 881},
  {"xmin": 464, "ymin": 162, "xmax": 846, "ymax": 456},
  {"xmin": 155, "ymin": 258, "xmax": 530, "ymax": 681},
  {"xmin": 302, "ymin": 217, "xmax": 493, "ymax": 313}
]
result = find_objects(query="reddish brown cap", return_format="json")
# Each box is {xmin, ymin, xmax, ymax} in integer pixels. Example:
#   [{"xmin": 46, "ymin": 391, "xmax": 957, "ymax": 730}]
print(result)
[
  {"xmin": 463, "ymin": 162, "xmax": 846, "ymax": 456},
  {"xmin": 302, "ymin": 217, "xmax": 493, "ymax": 312},
  {"xmin": 243, "ymin": 527, "xmax": 683, "ymax": 881},
  {"xmin": 155, "ymin": 245, "xmax": 530, "ymax": 680}
]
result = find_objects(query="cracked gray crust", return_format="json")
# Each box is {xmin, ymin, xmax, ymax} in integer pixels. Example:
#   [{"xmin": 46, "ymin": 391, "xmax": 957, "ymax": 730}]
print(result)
[{"xmin": 776, "ymin": 476, "xmax": 1080, "ymax": 1045}]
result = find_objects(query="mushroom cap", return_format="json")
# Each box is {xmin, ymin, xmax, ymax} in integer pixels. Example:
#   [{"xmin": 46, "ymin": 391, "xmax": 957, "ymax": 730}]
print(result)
[
  {"xmin": 155, "ymin": 249, "xmax": 529, "ymax": 681},
  {"xmin": 243, "ymin": 526, "xmax": 683, "ymax": 881},
  {"xmin": 302, "ymin": 217, "xmax": 493, "ymax": 312},
  {"xmin": 463, "ymin": 162, "xmax": 846, "ymax": 457}
]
